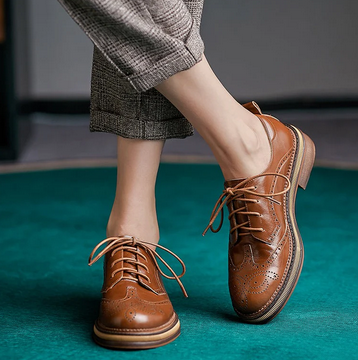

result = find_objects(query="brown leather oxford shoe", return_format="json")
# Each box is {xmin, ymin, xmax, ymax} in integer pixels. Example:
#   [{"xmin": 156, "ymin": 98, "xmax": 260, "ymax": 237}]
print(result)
[
  {"xmin": 88, "ymin": 236, "xmax": 187, "ymax": 349},
  {"xmin": 204, "ymin": 101, "xmax": 315, "ymax": 323}
]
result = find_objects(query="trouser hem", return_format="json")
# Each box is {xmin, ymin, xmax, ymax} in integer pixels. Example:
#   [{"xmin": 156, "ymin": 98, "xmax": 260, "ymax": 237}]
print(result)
[
  {"xmin": 90, "ymin": 110, "xmax": 194, "ymax": 140},
  {"xmin": 127, "ymin": 22, "xmax": 205, "ymax": 92}
]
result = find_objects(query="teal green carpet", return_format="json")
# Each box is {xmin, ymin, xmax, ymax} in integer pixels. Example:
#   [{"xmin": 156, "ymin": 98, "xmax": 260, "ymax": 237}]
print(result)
[{"xmin": 1, "ymin": 164, "xmax": 357, "ymax": 359}]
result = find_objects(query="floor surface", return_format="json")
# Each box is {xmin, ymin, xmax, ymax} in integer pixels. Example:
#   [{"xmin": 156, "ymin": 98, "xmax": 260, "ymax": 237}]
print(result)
[{"xmin": 1, "ymin": 164, "xmax": 357, "ymax": 360}]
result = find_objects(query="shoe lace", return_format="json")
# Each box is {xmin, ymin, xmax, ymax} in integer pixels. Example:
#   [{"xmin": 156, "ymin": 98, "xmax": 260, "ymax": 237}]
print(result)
[
  {"xmin": 202, "ymin": 173, "xmax": 291, "ymax": 236},
  {"xmin": 88, "ymin": 235, "xmax": 188, "ymax": 297}
]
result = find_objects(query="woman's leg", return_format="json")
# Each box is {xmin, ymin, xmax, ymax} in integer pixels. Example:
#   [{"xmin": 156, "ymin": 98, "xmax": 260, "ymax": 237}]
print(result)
[
  {"xmin": 59, "ymin": 0, "xmax": 205, "ymax": 350},
  {"xmin": 88, "ymin": 137, "xmax": 189, "ymax": 350},
  {"xmin": 155, "ymin": 52, "xmax": 315, "ymax": 324},
  {"xmin": 106, "ymin": 137, "xmax": 164, "ymax": 249},
  {"xmin": 155, "ymin": 53, "xmax": 271, "ymax": 180}
]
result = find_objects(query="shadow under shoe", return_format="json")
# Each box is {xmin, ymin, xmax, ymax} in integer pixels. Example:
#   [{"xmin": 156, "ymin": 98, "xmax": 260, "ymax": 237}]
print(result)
[
  {"xmin": 88, "ymin": 236, "xmax": 187, "ymax": 349},
  {"xmin": 203, "ymin": 101, "xmax": 315, "ymax": 324}
]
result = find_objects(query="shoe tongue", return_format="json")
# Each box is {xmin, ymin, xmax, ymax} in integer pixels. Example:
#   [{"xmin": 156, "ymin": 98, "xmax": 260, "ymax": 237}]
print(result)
[
  {"xmin": 121, "ymin": 246, "xmax": 142, "ymax": 280},
  {"xmin": 224, "ymin": 178, "xmax": 247, "ymax": 188},
  {"xmin": 122, "ymin": 246, "xmax": 155, "ymax": 292}
]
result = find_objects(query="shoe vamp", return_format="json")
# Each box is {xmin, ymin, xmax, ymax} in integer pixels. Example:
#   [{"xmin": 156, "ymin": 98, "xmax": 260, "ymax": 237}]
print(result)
[
  {"xmin": 229, "ymin": 231, "xmax": 292, "ymax": 314},
  {"xmin": 99, "ymin": 285, "xmax": 174, "ymax": 331}
]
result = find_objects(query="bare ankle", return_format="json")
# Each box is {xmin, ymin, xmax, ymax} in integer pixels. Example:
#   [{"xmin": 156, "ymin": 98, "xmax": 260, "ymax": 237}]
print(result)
[
  {"xmin": 218, "ymin": 115, "xmax": 271, "ymax": 180},
  {"xmin": 106, "ymin": 216, "xmax": 160, "ymax": 246}
]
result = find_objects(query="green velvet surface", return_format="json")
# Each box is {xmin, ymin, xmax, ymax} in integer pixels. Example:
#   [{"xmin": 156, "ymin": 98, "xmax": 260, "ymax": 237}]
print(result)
[{"xmin": 0, "ymin": 164, "xmax": 357, "ymax": 359}]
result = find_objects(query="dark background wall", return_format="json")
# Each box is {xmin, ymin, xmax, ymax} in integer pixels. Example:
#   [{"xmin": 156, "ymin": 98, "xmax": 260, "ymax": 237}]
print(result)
[{"xmin": 12, "ymin": 0, "xmax": 358, "ymax": 102}]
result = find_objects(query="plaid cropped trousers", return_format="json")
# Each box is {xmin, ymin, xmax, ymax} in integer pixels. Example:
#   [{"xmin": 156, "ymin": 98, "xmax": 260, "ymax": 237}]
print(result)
[{"xmin": 58, "ymin": 0, "xmax": 205, "ymax": 140}]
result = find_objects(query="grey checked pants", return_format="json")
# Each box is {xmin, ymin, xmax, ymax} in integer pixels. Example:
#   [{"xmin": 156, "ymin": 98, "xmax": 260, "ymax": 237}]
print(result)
[{"xmin": 58, "ymin": 0, "xmax": 205, "ymax": 140}]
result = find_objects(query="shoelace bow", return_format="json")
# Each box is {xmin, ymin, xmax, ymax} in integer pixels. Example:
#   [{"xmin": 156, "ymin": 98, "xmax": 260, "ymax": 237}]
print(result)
[
  {"xmin": 202, "ymin": 173, "xmax": 291, "ymax": 236},
  {"xmin": 88, "ymin": 235, "xmax": 188, "ymax": 297}
]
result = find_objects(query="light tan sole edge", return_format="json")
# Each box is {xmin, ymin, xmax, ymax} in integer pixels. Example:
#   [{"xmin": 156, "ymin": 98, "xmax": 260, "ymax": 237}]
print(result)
[{"xmin": 92, "ymin": 320, "xmax": 180, "ymax": 350}]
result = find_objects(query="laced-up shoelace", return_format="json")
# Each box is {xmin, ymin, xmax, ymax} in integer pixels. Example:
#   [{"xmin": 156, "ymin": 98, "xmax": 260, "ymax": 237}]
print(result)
[
  {"xmin": 88, "ymin": 235, "xmax": 188, "ymax": 297},
  {"xmin": 202, "ymin": 173, "xmax": 291, "ymax": 236}
]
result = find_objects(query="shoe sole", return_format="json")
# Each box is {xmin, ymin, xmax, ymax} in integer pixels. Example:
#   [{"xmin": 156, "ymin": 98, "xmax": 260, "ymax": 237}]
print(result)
[
  {"xmin": 92, "ymin": 318, "xmax": 181, "ymax": 350},
  {"xmin": 236, "ymin": 124, "xmax": 316, "ymax": 323}
]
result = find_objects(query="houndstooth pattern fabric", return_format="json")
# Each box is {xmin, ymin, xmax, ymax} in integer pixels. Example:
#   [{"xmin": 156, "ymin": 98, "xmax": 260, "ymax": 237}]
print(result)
[
  {"xmin": 58, "ymin": 0, "xmax": 204, "ymax": 92},
  {"xmin": 58, "ymin": 0, "xmax": 204, "ymax": 139}
]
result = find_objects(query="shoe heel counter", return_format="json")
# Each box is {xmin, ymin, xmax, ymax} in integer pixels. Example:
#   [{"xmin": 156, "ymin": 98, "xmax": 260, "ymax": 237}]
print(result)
[{"xmin": 297, "ymin": 132, "xmax": 316, "ymax": 190}]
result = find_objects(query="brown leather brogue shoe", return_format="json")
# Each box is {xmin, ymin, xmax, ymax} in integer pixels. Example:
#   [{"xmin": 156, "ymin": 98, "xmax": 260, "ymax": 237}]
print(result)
[
  {"xmin": 88, "ymin": 235, "xmax": 187, "ymax": 349},
  {"xmin": 203, "ymin": 101, "xmax": 315, "ymax": 323}
]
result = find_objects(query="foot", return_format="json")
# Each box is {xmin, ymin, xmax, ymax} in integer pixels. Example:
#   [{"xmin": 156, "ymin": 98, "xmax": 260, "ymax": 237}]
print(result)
[
  {"xmin": 203, "ymin": 101, "xmax": 315, "ymax": 323},
  {"xmin": 88, "ymin": 235, "xmax": 187, "ymax": 349}
]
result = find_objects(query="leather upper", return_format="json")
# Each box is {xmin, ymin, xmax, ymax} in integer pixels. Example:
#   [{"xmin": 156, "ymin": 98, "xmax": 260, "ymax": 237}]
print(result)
[
  {"xmin": 88, "ymin": 236, "xmax": 185, "ymax": 333},
  {"xmin": 226, "ymin": 106, "xmax": 296, "ymax": 316},
  {"xmin": 202, "ymin": 101, "xmax": 300, "ymax": 318}
]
